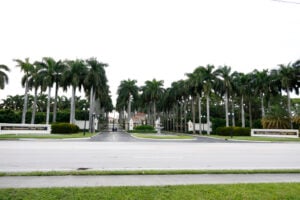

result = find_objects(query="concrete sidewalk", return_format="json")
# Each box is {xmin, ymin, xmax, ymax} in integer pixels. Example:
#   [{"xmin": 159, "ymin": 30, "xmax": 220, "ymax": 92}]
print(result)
[{"xmin": 1, "ymin": 174, "xmax": 300, "ymax": 188}]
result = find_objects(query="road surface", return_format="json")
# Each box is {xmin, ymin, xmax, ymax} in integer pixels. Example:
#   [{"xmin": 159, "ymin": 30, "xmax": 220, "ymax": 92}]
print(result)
[{"xmin": 1, "ymin": 139, "xmax": 300, "ymax": 172}]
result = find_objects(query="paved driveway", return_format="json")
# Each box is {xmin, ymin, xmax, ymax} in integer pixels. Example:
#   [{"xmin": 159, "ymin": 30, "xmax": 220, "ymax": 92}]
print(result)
[{"xmin": 91, "ymin": 123, "xmax": 239, "ymax": 143}]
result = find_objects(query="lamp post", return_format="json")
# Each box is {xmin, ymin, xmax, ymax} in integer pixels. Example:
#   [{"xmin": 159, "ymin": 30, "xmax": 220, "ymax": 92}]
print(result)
[
  {"xmin": 201, "ymin": 115, "xmax": 206, "ymax": 134},
  {"xmin": 228, "ymin": 112, "xmax": 234, "ymax": 138},
  {"xmin": 92, "ymin": 112, "xmax": 96, "ymax": 133},
  {"xmin": 112, "ymin": 110, "xmax": 116, "ymax": 132},
  {"xmin": 83, "ymin": 105, "xmax": 88, "ymax": 136}
]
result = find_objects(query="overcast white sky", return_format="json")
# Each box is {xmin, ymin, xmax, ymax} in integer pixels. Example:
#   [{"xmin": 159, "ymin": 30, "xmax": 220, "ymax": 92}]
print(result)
[{"xmin": 0, "ymin": 0, "xmax": 299, "ymax": 105}]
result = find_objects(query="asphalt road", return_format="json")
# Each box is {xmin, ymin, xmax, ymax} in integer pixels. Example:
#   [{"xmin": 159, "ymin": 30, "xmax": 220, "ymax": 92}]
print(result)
[{"xmin": 1, "ymin": 140, "xmax": 300, "ymax": 172}]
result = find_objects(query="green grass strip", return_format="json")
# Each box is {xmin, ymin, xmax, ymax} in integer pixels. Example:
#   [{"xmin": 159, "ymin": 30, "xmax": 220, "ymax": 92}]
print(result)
[
  {"xmin": 1, "ymin": 183, "xmax": 300, "ymax": 199},
  {"xmin": 0, "ymin": 132, "xmax": 96, "ymax": 139},
  {"xmin": 132, "ymin": 133, "xmax": 195, "ymax": 139},
  {"xmin": 207, "ymin": 135, "xmax": 300, "ymax": 142},
  {"xmin": 1, "ymin": 169, "xmax": 300, "ymax": 177}
]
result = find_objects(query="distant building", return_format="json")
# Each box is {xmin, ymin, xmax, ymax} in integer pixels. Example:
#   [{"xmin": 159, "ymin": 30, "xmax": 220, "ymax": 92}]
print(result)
[{"xmin": 131, "ymin": 112, "xmax": 146, "ymax": 125}]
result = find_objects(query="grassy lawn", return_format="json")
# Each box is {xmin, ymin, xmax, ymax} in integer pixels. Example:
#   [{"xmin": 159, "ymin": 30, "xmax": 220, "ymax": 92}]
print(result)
[
  {"xmin": 1, "ymin": 183, "xmax": 300, "ymax": 199},
  {"xmin": 132, "ymin": 133, "xmax": 195, "ymax": 140},
  {"xmin": 207, "ymin": 135, "xmax": 300, "ymax": 142},
  {"xmin": 0, "ymin": 132, "xmax": 96, "ymax": 139},
  {"xmin": 1, "ymin": 169, "xmax": 300, "ymax": 177}
]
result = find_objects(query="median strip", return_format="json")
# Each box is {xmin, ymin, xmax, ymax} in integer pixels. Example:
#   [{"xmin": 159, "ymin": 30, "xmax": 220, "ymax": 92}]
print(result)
[{"xmin": 2, "ymin": 169, "xmax": 300, "ymax": 177}]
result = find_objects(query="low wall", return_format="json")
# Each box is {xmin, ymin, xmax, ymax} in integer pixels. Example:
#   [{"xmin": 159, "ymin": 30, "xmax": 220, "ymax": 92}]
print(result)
[
  {"xmin": 0, "ymin": 123, "xmax": 51, "ymax": 134},
  {"xmin": 251, "ymin": 129, "xmax": 299, "ymax": 138}
]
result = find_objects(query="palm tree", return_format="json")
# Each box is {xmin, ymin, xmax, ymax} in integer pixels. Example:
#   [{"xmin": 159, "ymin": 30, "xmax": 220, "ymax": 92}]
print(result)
[
  {"xmin": 0, "ymin": 95, "xmax": 22, "ymax": 110},
  {"xmin": 116, "ymin": 79, "xmax": 139, "ymax": 129},
  {"xmin": 52, "ymin": 59, "xmax": 67, "ymax": 123},
  {"xmin": 233, "ymin": 72, "xmax": 249, "ymax": 127},
  {"xmin": 215, "ymin": 65, "xmax": 236, "ymax": 127},
  {"xmin": 35, "ymin": 57, "xmax": 62, "ymax": 124},
  {"xmin": 251, "ymin": 69, "xmax": 270, "ymax": 118},
  {"xmin": 186, "ymin": 68, "xmax": 204, "ymax": 134},
  {"xmin": 0, "ymin": 64, "xmax": 10, "ymax": 90},
  {"xmin": 27, "ymin": 63, "xmax": 43, "ymax": 124},
  {"xmin": 200, "ymin": 64, "xmax": 218, "ymax": 135},
  {"xmin": 14, "ymin": 58, "xmax": 34, "ymax": 124},
  {"xmin": 169, "ymin": 80, "xmax": 187, "ymax": 132},
  {"xmin": 62, "ymin": 59, "xmax": 88, "ymax": 124},
  {"xmin": 142, "ymin": 79, "xmax": 165, "ymax": 126},
  {"xmin": 85, "ymin": 58, "xmax": 108, "ymax": 132},
  {"xmin": 273, "ymin": 63, "xmax": 298, "ymax": 128}
]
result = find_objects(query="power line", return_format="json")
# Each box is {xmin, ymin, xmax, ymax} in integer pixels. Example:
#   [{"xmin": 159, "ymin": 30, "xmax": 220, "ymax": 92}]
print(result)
[{"xmin": 272, "ymin": 0, "xmax": 300, "ymax": 5}]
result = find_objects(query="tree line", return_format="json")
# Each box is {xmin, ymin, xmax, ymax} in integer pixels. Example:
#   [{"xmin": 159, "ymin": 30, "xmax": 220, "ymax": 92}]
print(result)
[
  {"xmin": 116, "ymin": 61, "xmax": 300, "ymax": 134},
  {"xmin": 0, "ymin": 57, "xmax": 113, "ymax": 131}
]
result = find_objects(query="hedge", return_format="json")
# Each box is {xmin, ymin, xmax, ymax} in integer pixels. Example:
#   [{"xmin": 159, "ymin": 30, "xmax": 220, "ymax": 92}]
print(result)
[
  {"xmin": 134, "ymin": 125, "xmax": 155, "ymax": 131},
  {"xmin": 51, "ymin": 123, "xmax": 80, "ymax": 134},
  {"xmin": 216, "ymin": 126, "xmax": 251, "ymax": 136},
  {"xmin": 129, "ymin": 125, "xmax": 157, "ymax": 133}
]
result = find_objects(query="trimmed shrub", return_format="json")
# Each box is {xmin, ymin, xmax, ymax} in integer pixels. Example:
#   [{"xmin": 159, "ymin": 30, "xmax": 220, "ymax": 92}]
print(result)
[
  {"xmin": 51, "ymin": 123, "xmax": 79, "ymax": 134},
  {"xmin": 130, "ymin": 125, "xmax": 157, "ymax": 133},
  {"xmin": 211, "ymin": 118, "xmax": 226, "ymax": 133},
  {"xmin": 134, "ymin": 125, "xmax": 155, "ymax": 131},
  {"xmin": 216, "ymin": 126, "xmax": 251, "ymax": 136}
]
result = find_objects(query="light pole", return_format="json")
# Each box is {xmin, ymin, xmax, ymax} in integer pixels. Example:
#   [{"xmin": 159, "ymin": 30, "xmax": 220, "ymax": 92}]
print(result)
[
  {"xmin": 112, "ymin": 110, "xmax": 116, "ymax": 132},
  {"xmin": 201, "ymin": 115, "xmax": 206, "ymax": 134},
  {"xmin": 228, "ymin": 112, "xmax": 234, "ymax": 138},
  {"xmin": 92, "ymin": 112, "xmax": 96, "ymax": 133},
  {"xmin": 83, "ymin": 105, "xmax": 88, "ymax": 136}
]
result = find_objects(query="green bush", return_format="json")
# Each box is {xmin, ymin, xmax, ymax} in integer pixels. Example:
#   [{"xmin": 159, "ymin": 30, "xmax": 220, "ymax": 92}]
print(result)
[
  {"xmin": 51, "ymin": 123, "xmax": 79, "ymax": 134},
  {"xmin": 0, "ymin": 109, "xmax": 19, "ymax": 123},
  {"xmin": 134, "ymin": 125, "xmax": 155, "ymax": 131},
  {"xmin": 129, "ymin": 125, "xmax": 157, "ymax": 133},
  {"xmin": 216, "ymin": 126, "xmax": 251, "ymax": 136},
  {"xmin": 211, "ymin": 118, "xmax": 226, "ymax": 133}
]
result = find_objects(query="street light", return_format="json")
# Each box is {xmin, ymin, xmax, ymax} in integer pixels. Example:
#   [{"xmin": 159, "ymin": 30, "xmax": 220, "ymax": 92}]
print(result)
[
  {"xmin": 112, "ymin": 110, "xmax": 116, "ymax": 132},
  {"xmin": 82, "ymin": 105, "xmax": 88, "ymax": 136},
  {"xmin": 201, "ymin": 115, "xmax": 206, "ymax": 134},
  {"xmin": 228, "ymin": 112, "xmax": 235, "ymax": 138},
  {"xmin": 92, "ymin": 112, "xmax": 96, "ymax": 133}
]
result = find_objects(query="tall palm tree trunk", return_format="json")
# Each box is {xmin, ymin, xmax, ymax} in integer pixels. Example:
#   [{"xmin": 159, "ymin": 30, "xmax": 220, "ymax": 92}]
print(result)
[
  {"xmin": 206, "ymin": 95, "xmax": 211, "ymax": 135},
  {"xmin": 260, "ymin": 93, "xmax": 265, "ymax": 118},
  {"xmin": 46, "ymin": 86, "xmax": 51, "ymax": 124},
  {"xmin": 31, "ymin": 87, "xmax": 38, "ymax": 124},
  {"xmin": 53, "ymin": 83, "xmax": 59, "ymax": 122},
  {"xmin": 225, "ymin": 91, "xmax": 229, "ymax": 127},
  {"xmin": 180, "ymin": 102, "xmax": 183, "ymax": 132},
  {"xmin": 22, "ymin": 80, "xmax": 29, "ymax": 124},
  {"xmin": 89, "ymin": 87, "xmax": 94, "ymax": 133},
  {"xmin": 241, "ymin": 95, "xmax": 245, "ymax": 128},
  {"xmin": 173, "ymin": 107, "xmax": 176, "ymax": 132},
  {"xmin": 153, "ymin": 100, "xmax": 157, "ymax": 122},
  {"xmin": 184, "ymin": 100, "xmax": 187, "ymax": 133},
  {"xmin": 198, "ymin": 94, "xmax": 202, "ymax": 134},
  {"xmin": 249, "ymin": 101, "xmax": 252, "ymax": 128},
  {"xmin": 147, "ymin": 104, "xmax": 150, "ymax": 125},
  {"xmin": 192, "ymin": 97, "xmax": 196, "ymax": 134},
  {"xmin": 287, "ymin": 89, "xmax": 293, "ymax": 129},
  {"xmin": 70, "ymin": 86, "xmax": 76, "ymax": 124},
  {"xmin": 231, "ymin": 100, "xmax": 235, "ymax": 127},
  {"xmin": 127, "ymin": 96, "xmax": 131, "ymax": 130}
]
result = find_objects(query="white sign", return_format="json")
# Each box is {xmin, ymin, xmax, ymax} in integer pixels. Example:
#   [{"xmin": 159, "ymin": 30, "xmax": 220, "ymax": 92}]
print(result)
[
  {"xmin": 129, "ymin": 118, "xmax": 134, "ymax": 131},
  {"xmin": 0, "ymin": 123, "xmax": 51, "ymax": 134},
  {"xmin": 251, "ymin": 129, "xmax": 299, "ymax": 138}
]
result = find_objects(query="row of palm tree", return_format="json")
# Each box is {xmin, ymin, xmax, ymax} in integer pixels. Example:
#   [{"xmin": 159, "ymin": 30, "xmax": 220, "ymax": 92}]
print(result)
[
  {"xmin": 1, "ymin": 57, "xmax": 112, "ymax": 128},
  {"xmin": 0, "ymin": 94, "xmax": 87, "ymax": 113},
  {"xmin": 116, "ymin": 61, "xmax": 299, "ymax": 133}
]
